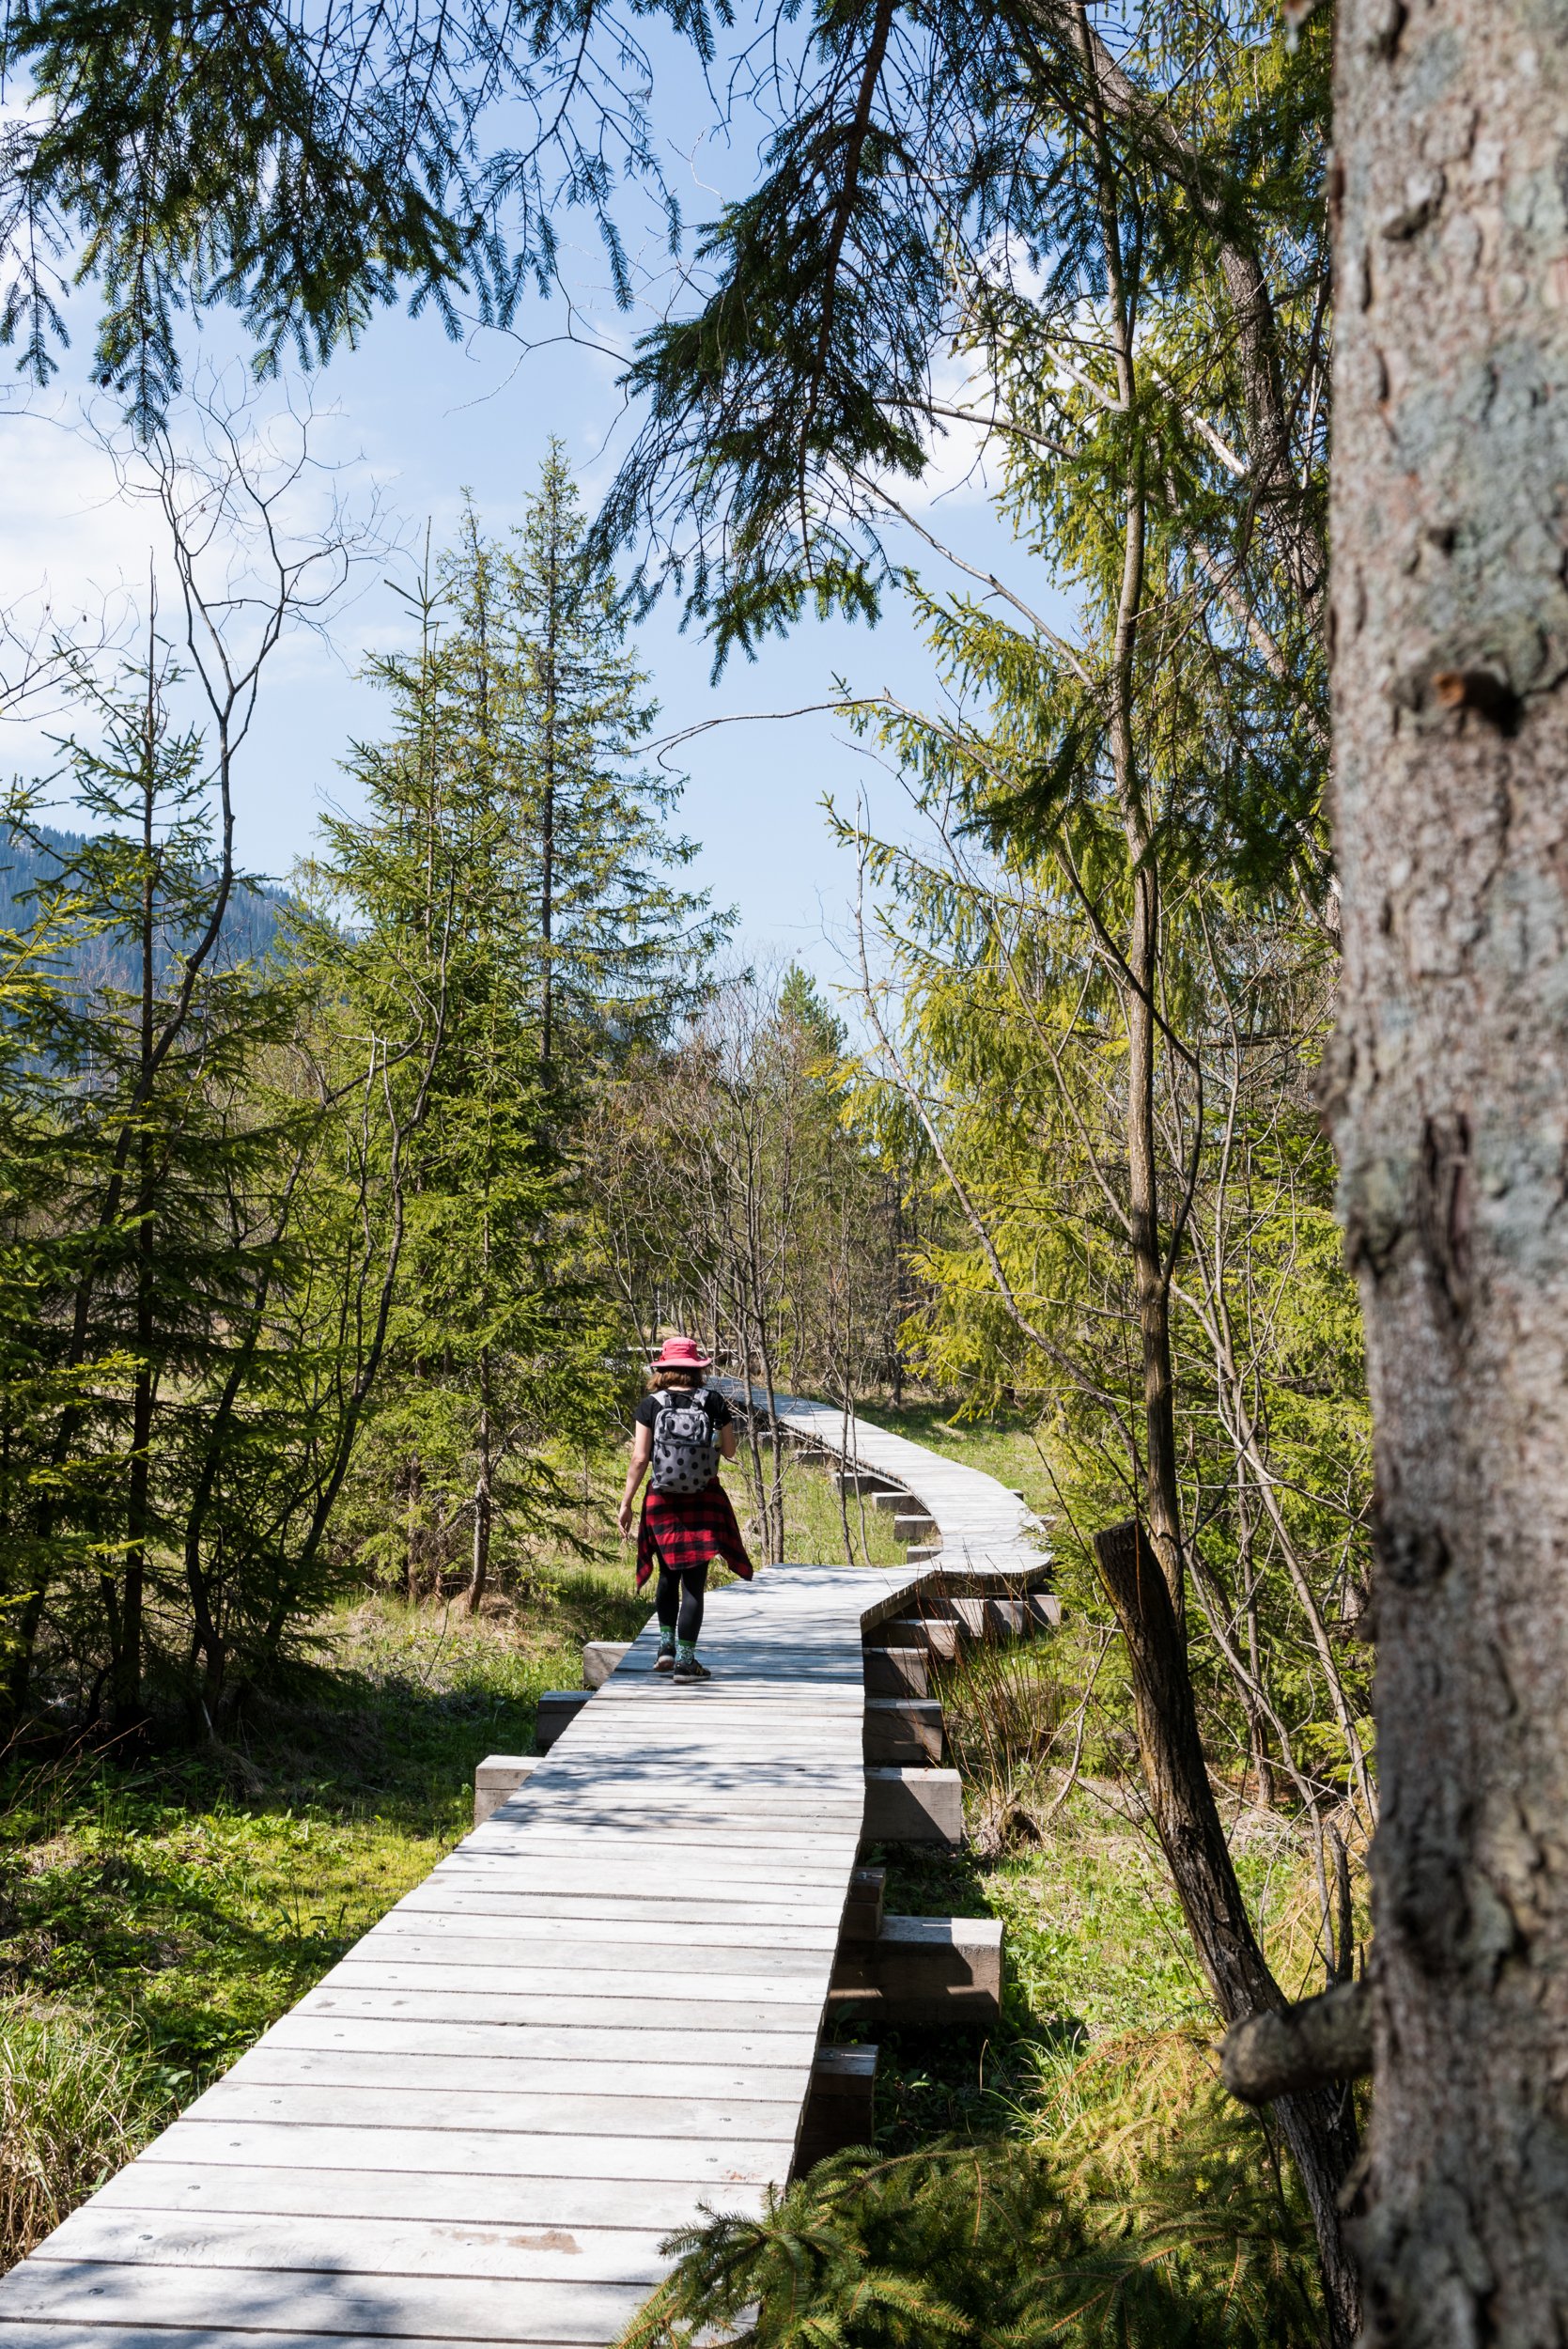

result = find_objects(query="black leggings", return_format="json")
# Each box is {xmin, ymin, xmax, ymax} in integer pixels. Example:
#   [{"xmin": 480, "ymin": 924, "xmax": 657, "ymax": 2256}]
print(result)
[{"xmin": 656, "ymin": 1562, "xmax": 707, "ymax": 1645}]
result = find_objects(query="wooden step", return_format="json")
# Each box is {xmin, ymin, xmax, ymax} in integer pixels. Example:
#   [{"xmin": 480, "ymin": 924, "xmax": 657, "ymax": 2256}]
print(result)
[
  {"xmin": 863, "ymin": 1698, "xmax": 944, "ymax": 1766},
  {"xmin": 862, "ymin": 1766, "xmax": 964, "ymax": 1844},
  {"xmin": 542, "ymin": 1695, "xmax": 943, "ymax": 1766},
  {"xmin": 877, "ymin": 1615, "xmax": 960, "ymax": 1663},
  {"xmin": 863, "ymin": 1645, "xmax": 929, "ymax": 1698},
  {"xmin": 831, "ymin": 1915, "xmax": 1002, "ymax": 2023},
  {"xmin": 833, "ymin": 1470, "xmax": 896, "ymax": 1496},
  {"xmin": 842, "ymin": 1865, "xmax": 885, "ymax": 1944},
  {"xmin": 474, "ymin": 1753, "xmax": 541, "ymax": 1827},
  {"xmin": 892, "ymin": 1513, "xmax": 937, "ymax": 1542},
  {"xmin": 536, "ymin": 1690, "xmax": 592, "ymax": 1750},
  {"xmin": 583, "ymin": 1641, "xmax": 631, "ymax": 1688},
  {"xmin": 793, "ymin": 2045, "xmax": 877, "ymax": 2174}
]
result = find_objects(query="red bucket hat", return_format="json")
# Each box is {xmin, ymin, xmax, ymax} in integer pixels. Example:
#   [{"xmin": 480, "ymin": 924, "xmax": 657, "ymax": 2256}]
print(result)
[{"xmin": 654, "ymin": 1334, "xmax": 712, "ymax": 1369}]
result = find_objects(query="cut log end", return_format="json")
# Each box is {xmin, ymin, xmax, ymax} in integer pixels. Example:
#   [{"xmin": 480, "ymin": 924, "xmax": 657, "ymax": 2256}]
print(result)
[{"xmin": 1221, "ymin": 1980, "xmax": 1373, "ymax": 2106}]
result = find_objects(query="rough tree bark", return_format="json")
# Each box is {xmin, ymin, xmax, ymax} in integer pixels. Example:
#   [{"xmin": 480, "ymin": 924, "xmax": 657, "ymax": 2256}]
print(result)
[
  {"xmin": 1327, "ymin": 8, "xmax": 1568, "ymax": 2339},
  {"xmin": 1094, "ymin": 1520, "xmax": 1361, "ymax": 2345}
]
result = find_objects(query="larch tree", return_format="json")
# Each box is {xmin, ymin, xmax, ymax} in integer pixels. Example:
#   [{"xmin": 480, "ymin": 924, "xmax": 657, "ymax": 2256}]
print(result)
[{"xmin": 1328, "ymin": 4, "xmax": 1568, "ymax": 2338}]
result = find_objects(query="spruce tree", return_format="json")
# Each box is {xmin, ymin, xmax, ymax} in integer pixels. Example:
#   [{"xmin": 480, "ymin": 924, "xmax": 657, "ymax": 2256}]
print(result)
[
  {"xmin": 317, "ymin": 462, "xmax": 723, "ymax": 1608},
  {"xmin": 497, "ymin": 443, "xmax": 728, "ymax": 1076},
  {"xmin": 0, "ymin": 652, "xmax": 305, "ymax": 1737}
]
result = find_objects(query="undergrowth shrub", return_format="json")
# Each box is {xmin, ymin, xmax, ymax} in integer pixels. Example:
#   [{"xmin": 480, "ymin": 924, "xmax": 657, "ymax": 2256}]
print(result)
[
  {"xmin": 618, "ymin": 2093, "xmax": 1323, "ymax": 2349},
  {"xmin": 0, "ymin": 2007, "xmax": 179, "ymax": 2264}
]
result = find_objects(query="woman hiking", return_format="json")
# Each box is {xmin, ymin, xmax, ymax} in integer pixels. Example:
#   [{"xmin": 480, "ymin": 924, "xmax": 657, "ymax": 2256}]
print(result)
[{"xmin": 618, "ymin": 1336, "xmax": 754, "ymax": 1681}]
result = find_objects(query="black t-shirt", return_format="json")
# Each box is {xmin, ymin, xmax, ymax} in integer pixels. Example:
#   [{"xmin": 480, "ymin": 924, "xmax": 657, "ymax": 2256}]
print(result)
[{"xmin": 633, "ymin": 1386, "xmax": 733, "ymax": 1435}]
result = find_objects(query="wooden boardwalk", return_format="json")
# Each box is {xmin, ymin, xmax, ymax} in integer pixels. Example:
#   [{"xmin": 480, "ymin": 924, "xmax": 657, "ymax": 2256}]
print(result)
[
  {"xmin": 0, "ymin": 1408, "xmax": 1048, "ymax": 2349},
  {"xmin": 731, "ymin": 1386, "xmax": 1049, "ymax": 1582}
]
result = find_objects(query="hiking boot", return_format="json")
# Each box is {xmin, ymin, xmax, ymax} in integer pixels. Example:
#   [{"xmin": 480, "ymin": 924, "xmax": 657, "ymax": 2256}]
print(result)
[
  {"xmin": 672, "ymin": 1656, "xmax": 711, "ymax": 1682},
  {"xmin": 654, "ymin": 1648, "xmax": 676, "ymax": 1673}
]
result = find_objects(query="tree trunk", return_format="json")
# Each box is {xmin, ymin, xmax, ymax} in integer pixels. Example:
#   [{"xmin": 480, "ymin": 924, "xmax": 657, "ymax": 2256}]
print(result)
[
  {"xmin": 541, "ymin": 538, "xmax": 557, "ymax": 1072},
  {"xmin": 1328, "ymin": 8, "xmax": 1568, "ymax": 2338},
  {"xmin": 115, "ymin": 749, "xmax": 159, "ymax": 1740},
  {"xmin": 467, "ymin": 1349, "xmax": 493, "ymax": 1615},
  {"xmin": 405, "ymin": 1454, "xmax": 423, "ymax": 1604},
  {"xmin": 1094, "ymin": 1519, "xmax": 1361, "ymax": 2345},
  {"xmin": 1123, "ymin": 861, "xmax": 1186, "ymax": 1615}
]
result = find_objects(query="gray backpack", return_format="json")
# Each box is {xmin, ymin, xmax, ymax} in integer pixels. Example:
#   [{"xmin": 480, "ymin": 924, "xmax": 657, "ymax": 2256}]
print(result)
[{"xmin": 650, "ymin": 1387, "xmax": 721, "ymax": 1494}]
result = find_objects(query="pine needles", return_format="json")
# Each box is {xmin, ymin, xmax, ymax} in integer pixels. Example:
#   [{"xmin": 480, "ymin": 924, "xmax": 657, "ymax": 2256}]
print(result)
[{"xmin": 617, "ymin": 2104, "xmax": 1322, "ymax": 2349}]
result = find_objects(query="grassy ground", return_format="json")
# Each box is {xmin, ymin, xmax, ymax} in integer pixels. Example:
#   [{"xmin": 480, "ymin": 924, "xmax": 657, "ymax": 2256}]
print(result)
[{"xmin": 747, "ymin": 1442, "xmax": 908, "ymax": 1569}]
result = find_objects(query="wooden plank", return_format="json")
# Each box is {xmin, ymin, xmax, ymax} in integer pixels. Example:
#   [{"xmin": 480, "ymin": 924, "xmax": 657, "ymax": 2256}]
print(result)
[
  {"xmin": 582, "ymin": 1641, "xmax": 631, "ymax": 1688},
  {"xmin": 556, "ymin": 1723, "xmax": 863, "ymax": 1747},
  {"xmin": 430, "ymin": 1852, "xmax": 852, "ymax": 1891},
  {"xmin": 465, "ymin": 1818, "xmax": 864, "ymax": 1849},
  {"xmin": 136, "ymin": 2119, "xmax": 796, "ymax": 2184},
  {"xmin": 85, "ymin": 2163, "xmax": 769, "ymax": 2232},
  {"xmin": 863, "ymin": 1698, "xmax": 943, "ymax": 1765},
  {"xmin": 862, "ymin": 1766, "xmax": 965, "ymax": 1844},
  {"xmin": 259, "ymin": 2015, "xmax": 819, "ymax": 2067},
  {"xmin": 0, "ymin": 2260, "xmax": 653, "ymax": 2344},
  {"xmin": 298, "ymin": 1987, "xmax": 822, "ymax": 2031},
  {"xmin": 183, "ymin": 2080, "xmax": 807, "ymax": 2139},
  {"xmin": 322, "ymin": 1959, "xmax": 829, "ymax": 2005},
  {"xmin": 434, "ymin": 1855, "xmax": 852, "ymax": 1892},
  {"xmin": 477, "ymin": 1799, "xmax": 865, "ymax": 1830},
  {"xmin": 438, "ymin": 1838, "xmax": 856, "ymax": 1874},
  {"xmin": 346, "ymin": 1928, "xmax": 831, "ymax": 1973},
  {"xmin": 0, "ymin": 2321, "xmax": 629, "ymax": 2340},
  {"xmin": 400, "ymin": 1888, "xmax": 847, "ymax": 1928},
  {"xmin": 459, "ymin": 1827, "xmax": 862, "ymax": 1858},
  {"xmin": 540, "ymin": 1726, "xmax": 865, "ymax": 1750},
  {"xmin": 223, "ymin": 2047, "xmax": 812, "ymax": 2101},
  {"xmin": 510, "ymin": 1780, "xmax": 861, "ymax": 1803},
  {"xmin": 39, "ymin": 2207, "xmax": 675, "ymax": 2287},
  {"xmin": 361, "ymin": 1911, "xmax": 839, "ymax": 1953},
  {"xmin": 456, "ymin": 1815, "xmax": 863, "ymax": 1848},
  {"xmin": 862, "ymin": 1646, "xmax": 929, "ymax": 1697}
]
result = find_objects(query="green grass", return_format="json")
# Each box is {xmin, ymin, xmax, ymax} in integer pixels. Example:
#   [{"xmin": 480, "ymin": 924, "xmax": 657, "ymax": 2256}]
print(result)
[{"xmin": 755, "ymin": 1447, "xmax": 908, "ymax": 1569}]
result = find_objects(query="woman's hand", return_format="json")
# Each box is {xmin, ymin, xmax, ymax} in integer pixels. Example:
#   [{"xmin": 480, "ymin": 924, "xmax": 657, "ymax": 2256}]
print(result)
[{"xmin": 620, "ymin": 1423, "xmax": 652, "ymax": 1541}]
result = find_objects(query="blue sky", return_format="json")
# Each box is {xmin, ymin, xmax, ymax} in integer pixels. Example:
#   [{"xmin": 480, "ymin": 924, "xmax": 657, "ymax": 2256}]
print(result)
[{"xmin": 0, "ymin": 63, "xmax": 1067, "ymax": 998}]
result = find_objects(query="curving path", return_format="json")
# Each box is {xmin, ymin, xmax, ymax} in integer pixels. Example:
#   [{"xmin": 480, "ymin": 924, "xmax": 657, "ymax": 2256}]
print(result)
[
  {"xmin": 725, "ymin": 1383, "xmax": 1050, "ymax": 1582},
  {"xmin": 0, "ymin": 1404, "xmax": 1049, "ymax": 2349}
]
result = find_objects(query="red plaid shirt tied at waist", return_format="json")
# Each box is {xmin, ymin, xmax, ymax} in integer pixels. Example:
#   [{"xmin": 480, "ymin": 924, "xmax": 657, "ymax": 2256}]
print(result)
[{"xmin": 635, "ymin": 1484, "xmax": 755, "ymax": 1591}]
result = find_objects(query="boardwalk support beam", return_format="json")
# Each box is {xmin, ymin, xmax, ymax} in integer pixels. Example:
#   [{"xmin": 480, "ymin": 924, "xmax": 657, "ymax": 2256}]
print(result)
[
  {"xmin": 831, "ymin": 1915, "xmax": 1002, "ymax": 2023},
  {"xmin": 473, "ymin": 1752, "xmax": 540, "ymax": 1826},
  {"xmin": 863, "ymin": 1765, "xmax": 965, "ymax": 1844},
  {"xmin": 795, "ymin": 2046, "xmax": 878, "ymax": 2173}
]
